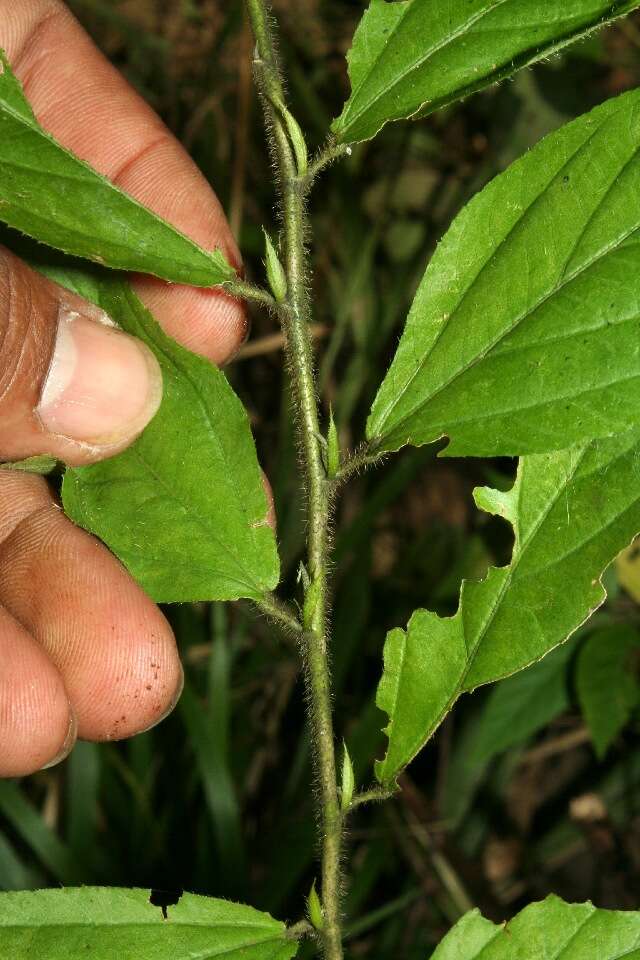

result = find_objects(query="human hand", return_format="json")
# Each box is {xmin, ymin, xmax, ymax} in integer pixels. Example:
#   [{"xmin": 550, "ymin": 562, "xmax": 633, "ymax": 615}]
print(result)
[{"xmin": 0, "ymin": 1, "xmax": 246, "ymax": 775}]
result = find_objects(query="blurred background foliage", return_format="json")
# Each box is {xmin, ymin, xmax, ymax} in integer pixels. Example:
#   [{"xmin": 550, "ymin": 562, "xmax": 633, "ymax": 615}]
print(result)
[{"xmin": 3, "ymin": 2, "xmax": 640, "ymax": 956}]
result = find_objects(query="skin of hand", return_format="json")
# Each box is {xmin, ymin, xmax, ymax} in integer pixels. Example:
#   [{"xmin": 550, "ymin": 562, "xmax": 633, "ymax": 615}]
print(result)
[{"xmin": 0, "ymin": 1, "xmax": 248, "ymax": 776}]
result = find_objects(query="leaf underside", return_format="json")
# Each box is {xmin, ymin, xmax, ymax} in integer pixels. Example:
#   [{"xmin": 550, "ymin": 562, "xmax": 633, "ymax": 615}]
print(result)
[
  {"xmin": 0, "ymin": 51, "xmax": 234, "ymax": 285},
  {"xmin": 53, "ymin": 267, "xmax": 279, "ymax": 603},
  {"xmin": 0, "ymin": 888, "xmax": 298, "ymax": 960},
  {"xmin": 333, "ymin": 0, "xmax": 640, "ymax": 144},
  {"xmin": 432, "ymin": 895, "xmax": 640, "ymax": 959},
  {"xmin": 375, "ymin": 428, "xmax": 640, "ymax": 784},
  {"xmin": 368, "ymin": 88, "xmax": 640, "ymax": 458}
]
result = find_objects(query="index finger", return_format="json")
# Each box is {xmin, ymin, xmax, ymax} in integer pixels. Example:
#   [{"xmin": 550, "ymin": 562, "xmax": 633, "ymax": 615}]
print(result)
[{"xmin": 1, "ymin": 0, "xmax": 246, "ymax": 364}]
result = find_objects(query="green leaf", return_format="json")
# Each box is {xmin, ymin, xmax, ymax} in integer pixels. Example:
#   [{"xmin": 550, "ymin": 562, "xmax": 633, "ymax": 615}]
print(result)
[
  {"xmin": 55, "ymin": 267, "xmax": 279, "ymax": 602},
  {"xmin": 340, "ymin": 742, "xmax": 356, "ymax": 812},
  {"xmin": 0, "ymin": 51, "xmax": 234, "ymax": 284},
  {"xmin": 307, "ymin": 880, "xmax": 324, "ymax": 932},
  {"xmin": 333, "ymin": 0, "xmax": 640, "ymax": 144},
  {"xmin": 368, "ymin": 89, "xmax": 640, "ymax": 457},
  {"xmin": 0, "ymin": 888, "xmax": 298, "ymax": 959},
  {"xmin": 375, "ymin": 428, "xmax": 640, "ymax": 784},
  {"xmin": 326, "ymin": 407, "xmax": 340, "ymax": 480},
  {"xmin": 432, "ymin": 895, "xmax": 640, "ymax": 959},
  {"xmin": 263, "ymin": 229, "xmax": 287, "ymax": 303},
  {"xmin": 576, "ymin": 624, "xmax": 640, "ymax": 758},
  {"xmin": 431, "ymin": 908, "xmax": 497, "ymax": 960}
]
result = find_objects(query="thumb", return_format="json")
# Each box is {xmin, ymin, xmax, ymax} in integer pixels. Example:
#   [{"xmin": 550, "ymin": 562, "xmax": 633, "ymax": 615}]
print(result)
[{"xmin": 0, "ymin": 248, "xmax": 162, "ymax": 466}]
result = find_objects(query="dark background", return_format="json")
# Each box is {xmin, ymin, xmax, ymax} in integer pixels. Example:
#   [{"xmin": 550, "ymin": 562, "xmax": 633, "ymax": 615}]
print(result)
[{"xmin": 3, "ymin": 2, "xmax": 640, "ymax": 956}]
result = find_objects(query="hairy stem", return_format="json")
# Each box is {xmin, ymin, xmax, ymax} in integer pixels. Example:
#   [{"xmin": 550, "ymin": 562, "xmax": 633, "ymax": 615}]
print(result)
[
  {"xmin": 350, "ymin": 785, "xmax": 398, "ymax": 810},
  {"xmin": 255, "ymin": 593, "xmax": 302, "ymax": 636},
  {"xmin": 224, "ymin": 278, "xmax": 276, "ymax": 309},
  {"xmin": 244, "ymin": 2, "xmax": 344, "ymax": 956},
  {"xmin": 305, "ymin": 141, "xmax": 351, "ymax": 185}
]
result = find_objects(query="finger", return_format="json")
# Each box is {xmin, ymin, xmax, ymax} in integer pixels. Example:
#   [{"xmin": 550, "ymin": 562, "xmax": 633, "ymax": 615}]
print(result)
[
  {"xmin": 2, "ymin": 1, "xmax": 247, "ymax": 364},
  {"xmin": 0, "ymin": 247, "xmax": 162, "ymax": 466},
  {"xmin": 0, "ymin": 604, "xmax": 75, "ymax": 777},
  {"xmin": 0, "ymin": 472, "xmax": 183, "ymax": 741}
]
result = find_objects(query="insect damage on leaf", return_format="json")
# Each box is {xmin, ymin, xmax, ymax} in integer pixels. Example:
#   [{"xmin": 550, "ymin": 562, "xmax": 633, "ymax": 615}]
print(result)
[
  {"xmin": 149, "ymin": 889, "xmax": 184, "ymax": 921},
  {"xmin": 375, "ymin": 429, "xmax": 640, "ymax": 783}
]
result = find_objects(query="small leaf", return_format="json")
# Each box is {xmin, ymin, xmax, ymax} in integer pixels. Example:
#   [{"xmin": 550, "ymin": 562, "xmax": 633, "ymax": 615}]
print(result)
[
  {"xmin": 263, "ymin": 229, "xmax": 287, "ymax": 303},
  {"xmin": 333, "ymin": 0, "xmax": 640, "ymax": 144},
  {"xmin": 432, "ymin": 895, "xmax": 640, "ymax": 959},
  {"xmin": 326, "ymin": 408, "xmax": 340, "ymax": 479},
  {"xmin": 375, "ymin": 428, "xmax": 640, "ymax": 784},
  {"xmin": 307, "ymin": 881, "xmax": 324, "ymax": 932},
  {"xmin": 53, "ymin": 267, "xmax": 279, "ymax": 603},
  {"xmin": 277, "ymin": 103, "xmax": 308, "ymax": 176},
  {"xmin": 576, "ymin": 625, "xmax": 640, "ymax": 758},
  {"xmin": 297, "ymin": 562, "xmax": 311, "ymax": 591},
  {"xmin": 432, "ymin": 908, "xmax": 497, "ymax": 960},
  {"xmin": 303, "ymin": 578, "xmax": 322, "ymax": 632},
  {"xmin": 0, "ymin": 51, "xmax": 234, "ymax": 285},
  {"xmin": 0, "ymin": 888, "xmax": 298, "ymax": 959},
  {"xmin": 0, "ymin": 455, "xmax": 58, "ymax": 475},
  {"xmin": 340, "ymin": 742, "xmax": 355, "ymax": 812},
  {"xmin": 368, "ymin": 89, "xmax": 640, "ymax": 457}
]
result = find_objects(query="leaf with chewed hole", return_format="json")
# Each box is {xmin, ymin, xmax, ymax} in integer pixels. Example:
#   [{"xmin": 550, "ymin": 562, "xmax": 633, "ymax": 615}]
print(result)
[
  {"xmin": 0, "ymin": 888, "xmax": 298, "ymax": 959},
  {"xmin": 375, "ymin": 428, "xmax": 640, "ymax": 783},
  {"xmin": 432, "ymin": 895, "xmax": 640, "ymax": 960}
]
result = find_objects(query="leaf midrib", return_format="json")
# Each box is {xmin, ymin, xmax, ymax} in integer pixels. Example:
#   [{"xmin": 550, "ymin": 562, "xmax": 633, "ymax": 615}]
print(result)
[
  {"xmin": 0, "ymin": 82, "xmax": 222, "ymax": 277},
  {"xmin": 461, "ymin": 445, "xmax": 589, "ymax": 676},
  {"xmin": 130, "ymin": 447, "xmax": 260, "ymax": 594},
  {"xmin": 3, "ymin": 923, "xmax": 287, "ymax": 960},
  {"xmin": 125, "ymin": 292, "xmax": 274, "ymax": 592},
  {"xmin": 419, "ymin": 369, "xmax": 640, "ymax": 439},
  {"xmin": 2, "ymin": 921, "xmax": 278, "ymax": 932},
  {"xmin": 373, "ymin": 113, "xmax": 640, "ymax": 443},
  {"xmin": 343, "ymin": 0, "xmax": 512, "ymax": 132},
  {"xmin": 382, "ymin": 445, "xmax": 590, "ymax": 778}
]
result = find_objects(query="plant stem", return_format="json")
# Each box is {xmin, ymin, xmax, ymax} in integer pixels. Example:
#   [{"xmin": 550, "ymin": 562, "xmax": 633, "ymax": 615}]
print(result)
[
  {"xmin": 244, "ymin": 2, "xmax": 344, "ymax": 957},
  {"xmin": 255, "ymin": 594, "xmax": 302, "ymax": 636},
  {"xmin": 305, "ymin": 141, "xmax": 351, "ymax": 184},
  {"xmin": 224, "ymin": 278, "xmax": 276, "ymax": 309},
  {"xmin": 335, "ymin": 444, "xmax": 386, "ymax": 485},
  {"xmin": 350, "ymin": 785, "xmax": 398, "ymax": 810},
  {"xmin": 286, "ymin": 919, "xmax": 314, "ymax": 941}
]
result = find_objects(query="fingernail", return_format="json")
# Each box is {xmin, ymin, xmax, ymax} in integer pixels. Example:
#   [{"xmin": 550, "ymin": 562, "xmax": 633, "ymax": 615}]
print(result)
[
  {"xmin": 37, "ymin": 305, "xmax": 162, "ymax": 447},
  {"xmin": 41, "ymin": 711, "xmax": 77, "ymax": 771}
]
